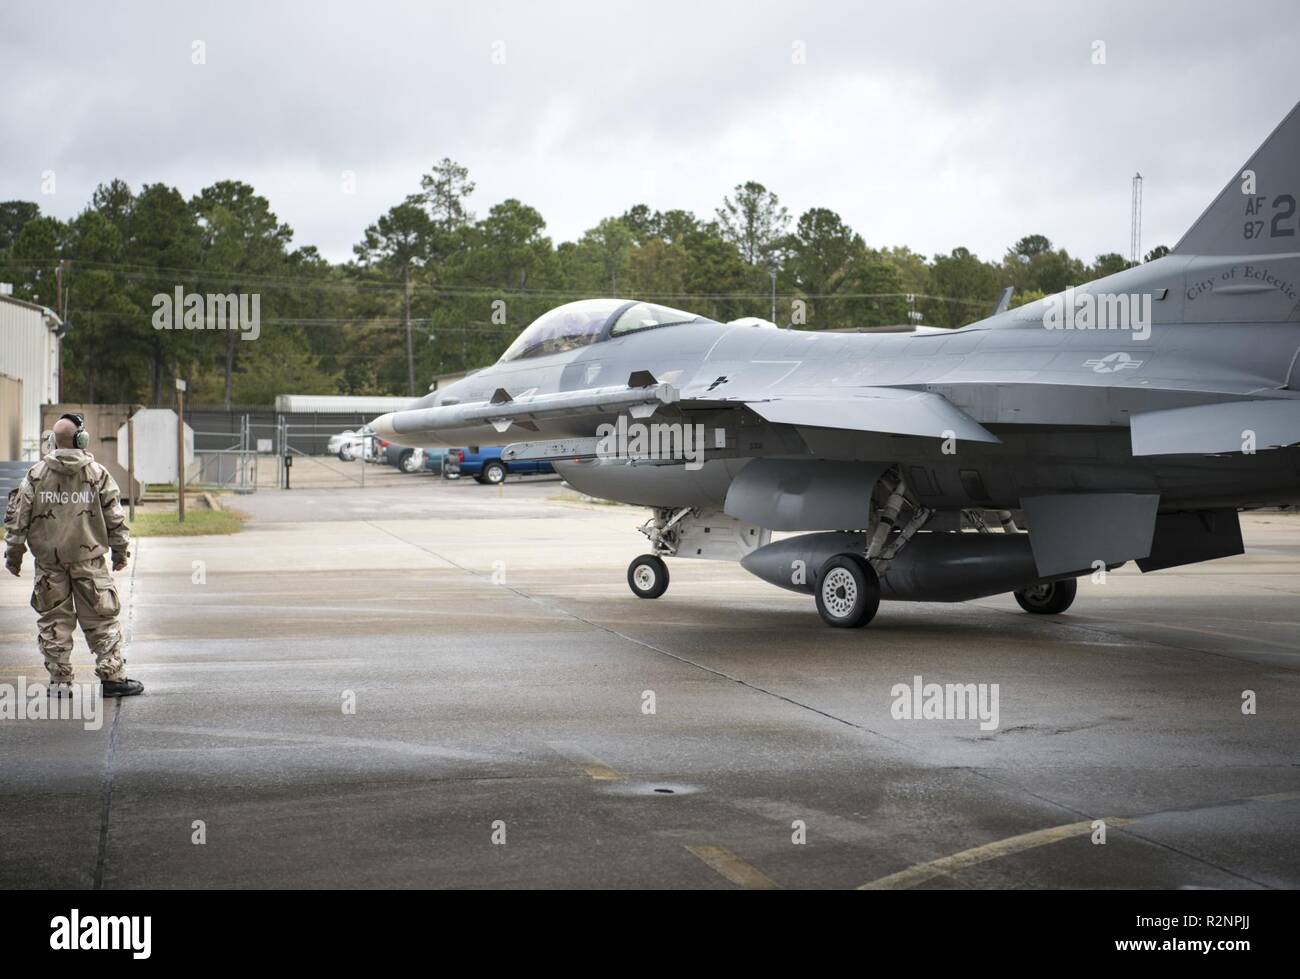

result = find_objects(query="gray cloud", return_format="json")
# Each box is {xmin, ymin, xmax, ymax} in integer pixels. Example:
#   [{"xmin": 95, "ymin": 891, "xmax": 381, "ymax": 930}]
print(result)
[{"xmin": 3, "ymin": 0, "xmax": 1296, "ymax": 264}]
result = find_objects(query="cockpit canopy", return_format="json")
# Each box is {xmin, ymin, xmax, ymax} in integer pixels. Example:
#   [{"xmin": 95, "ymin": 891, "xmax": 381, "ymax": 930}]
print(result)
[{"xmin": 497, "ymin": 299, "xmax": 717, "ymax": 363}]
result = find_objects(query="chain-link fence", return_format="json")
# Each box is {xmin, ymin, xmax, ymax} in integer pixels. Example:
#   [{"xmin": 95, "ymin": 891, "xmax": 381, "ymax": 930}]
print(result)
[
  {"xmin": 156, "ymin": 405, "xmax": 416, "ymax": 491},
  {"xmin": 192, "ymin": 414, "xmax": 258, "ymax": 493}
]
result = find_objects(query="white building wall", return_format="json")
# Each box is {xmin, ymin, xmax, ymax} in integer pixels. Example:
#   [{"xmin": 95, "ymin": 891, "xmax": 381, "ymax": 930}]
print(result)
[{"xmin": 0, "ymin": 295, "xmax": 62, "ymax": 459}]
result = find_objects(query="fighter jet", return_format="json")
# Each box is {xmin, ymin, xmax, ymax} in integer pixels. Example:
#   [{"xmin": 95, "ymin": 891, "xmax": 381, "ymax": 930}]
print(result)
[{"xmin": 371, "ymin": 102, "xmax": 1300, "ymax": 628}]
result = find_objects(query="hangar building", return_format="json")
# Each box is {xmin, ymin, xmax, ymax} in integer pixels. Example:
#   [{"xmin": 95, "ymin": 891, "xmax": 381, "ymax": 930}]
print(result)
[{"xmin": 0, "ymin": 289, "xmax": 63, "ymax": 460}]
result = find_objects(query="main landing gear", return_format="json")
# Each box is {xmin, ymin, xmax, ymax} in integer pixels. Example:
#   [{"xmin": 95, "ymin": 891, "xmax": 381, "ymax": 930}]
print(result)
[
  {"xmin": 807, "ymin": 469, "xmax": 930, "ymax": 628},
  {"xmin": 814, "ymin": 554, "xmax": 881, "ymax": 628},
  {"xmin": 1013, "ymin": 578, "xmax": 1078, "ymax": 614}
]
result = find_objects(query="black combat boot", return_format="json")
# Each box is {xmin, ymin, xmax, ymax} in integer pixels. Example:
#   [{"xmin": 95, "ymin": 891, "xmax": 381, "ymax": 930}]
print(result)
[{"xmin": 102, "ymin": 678, "xmax": 145, "ymax": 697}]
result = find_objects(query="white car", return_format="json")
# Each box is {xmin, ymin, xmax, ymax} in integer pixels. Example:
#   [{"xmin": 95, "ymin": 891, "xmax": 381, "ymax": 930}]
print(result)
[{"xmin": 328, "ymin": 427, "xmax": 378, "ymax": 461}]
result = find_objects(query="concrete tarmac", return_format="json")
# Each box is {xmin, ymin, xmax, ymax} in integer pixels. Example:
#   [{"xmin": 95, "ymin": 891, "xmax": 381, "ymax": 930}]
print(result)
[{"xmin": 1, "ymin": 476, "xmax": 1297, "ymax": 889}]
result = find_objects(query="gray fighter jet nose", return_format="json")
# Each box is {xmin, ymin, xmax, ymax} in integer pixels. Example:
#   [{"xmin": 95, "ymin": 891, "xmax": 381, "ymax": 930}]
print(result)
[{"xmin": 369, "ymin": 412, "xmax": 398, "ymax": 440}]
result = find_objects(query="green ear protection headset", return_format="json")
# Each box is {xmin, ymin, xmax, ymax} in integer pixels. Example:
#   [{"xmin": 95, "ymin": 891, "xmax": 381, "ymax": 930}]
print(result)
[{"xmin": 59, "ymin": 413, "xmax": 90, "ymax": 450}]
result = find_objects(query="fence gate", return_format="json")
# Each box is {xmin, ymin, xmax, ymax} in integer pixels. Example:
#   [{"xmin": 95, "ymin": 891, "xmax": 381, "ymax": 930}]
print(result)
[
  {"xmin": 192, "ymin": 414, "xmax": 257, "ymax": 493},
  {"xmin": 278, "ymin": 419, "xmax": 372, "ymax": 488}
]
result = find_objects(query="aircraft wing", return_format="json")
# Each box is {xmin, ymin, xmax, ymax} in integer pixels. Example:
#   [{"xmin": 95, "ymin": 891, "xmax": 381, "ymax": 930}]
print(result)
[{"xmin": 1131, "ymin": 399, "xmax": 1300, "ymax": 456}]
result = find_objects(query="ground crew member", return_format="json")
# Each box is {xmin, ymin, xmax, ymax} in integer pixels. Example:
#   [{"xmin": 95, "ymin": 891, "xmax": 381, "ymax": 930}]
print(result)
[{"xmin": 3, "ymin": 414, "xmax": 143, "ymax": 697}]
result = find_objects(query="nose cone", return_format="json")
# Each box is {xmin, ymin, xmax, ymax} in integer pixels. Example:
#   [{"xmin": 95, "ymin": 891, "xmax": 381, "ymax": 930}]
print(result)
[{"xmin": 369, "ymin": 412, "xmax": 398, "ymax": 440}]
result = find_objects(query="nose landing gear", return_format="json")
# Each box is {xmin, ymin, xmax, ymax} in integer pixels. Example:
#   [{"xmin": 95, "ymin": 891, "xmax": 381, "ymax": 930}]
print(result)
[
  {"xmin": 627, "ymin": 554, "xmax": 670, "ymax": 599},
  {"xmin": 625, "ymin": 506, "xmax": 695, "ymax": 600}
]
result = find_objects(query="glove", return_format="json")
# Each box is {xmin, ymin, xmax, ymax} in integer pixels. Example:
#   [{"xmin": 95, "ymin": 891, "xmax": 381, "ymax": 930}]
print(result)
[
  {"xmin": 111, "ymin": 549, "xmax": 128, "ymax": 572},
  {"xmin": 4, "ymin": 548, "xmax": 21, "ymax": 577}
]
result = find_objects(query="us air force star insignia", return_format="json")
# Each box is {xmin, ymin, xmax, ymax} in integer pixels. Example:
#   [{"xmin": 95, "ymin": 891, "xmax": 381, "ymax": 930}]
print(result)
[{"xmin": 1084, "ymin": 351, "xmax": 1144, "ymax": 373}]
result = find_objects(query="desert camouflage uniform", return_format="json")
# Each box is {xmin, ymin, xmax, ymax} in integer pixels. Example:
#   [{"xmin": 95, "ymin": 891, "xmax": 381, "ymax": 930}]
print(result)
[{"xmin": 3, "ymin": 449, "xmax": 131, "ymax": 682}]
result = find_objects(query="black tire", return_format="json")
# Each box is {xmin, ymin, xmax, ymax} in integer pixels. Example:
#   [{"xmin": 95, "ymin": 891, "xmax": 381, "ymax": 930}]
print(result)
[
  {"xmin": 482, "ymin": 460, "xmax": 507, "ymax": 485},
  {"xmin": 1014, "ymin": 578, "xmax": 1078, "ymax": 614},
  {"xmin": 338, "ymin": 446, "xmax": 354, "ymax": 462},
  {"xmin": 627, "ymin": 554, "xmax": 669, "ymax": 599},
  {"xmin": 398, "ymin": 450, "xmax": 419, "ymax": 473},
  {"xmin": 814, "ymin": 554, "xmax": 881, "ymax": 628}
]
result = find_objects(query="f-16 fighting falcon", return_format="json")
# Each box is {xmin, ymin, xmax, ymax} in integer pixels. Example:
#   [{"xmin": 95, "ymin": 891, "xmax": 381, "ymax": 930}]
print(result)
[{"xmin": 372, "ymin": 103, "xmax": 1300, "ymax": 629}]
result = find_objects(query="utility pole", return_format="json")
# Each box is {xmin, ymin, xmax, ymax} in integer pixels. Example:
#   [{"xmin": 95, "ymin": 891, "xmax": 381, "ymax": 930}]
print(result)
[
  {"xmin": 126, "ymin": 411, "xmax": 136, "ymax": 523},
  {"xmin": 404, "ymin": 264, "xmax": 416, "ymax": 396},
  {"xmin": 769, "ymin": 268, "xmax": 777, "ymax": 324},
  {"xmin": 55, "ymin": 260, "xmax": 69, "ymax": 401},
  {"xmin": 175, "ymin": 377, "xmax": 186, "ymax": 523}
]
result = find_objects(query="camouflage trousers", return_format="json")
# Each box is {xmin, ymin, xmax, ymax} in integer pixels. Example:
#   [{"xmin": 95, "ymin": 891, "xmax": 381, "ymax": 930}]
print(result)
[{"xmin": 30, "ymin": 558, "xmax": 125, "ymax": 682}]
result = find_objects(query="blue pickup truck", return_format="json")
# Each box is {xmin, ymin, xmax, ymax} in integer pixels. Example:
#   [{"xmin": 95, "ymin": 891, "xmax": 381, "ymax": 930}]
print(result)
[{"xmin": 443, "ymin": 446, "xmax": 554, "ymax": 484}]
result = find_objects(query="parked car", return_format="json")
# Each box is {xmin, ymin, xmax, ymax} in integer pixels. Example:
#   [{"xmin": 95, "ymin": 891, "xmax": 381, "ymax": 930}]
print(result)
[
  {"xmin": 330, "ymin": 427, "xmax": 381, "ymax": 462},
  {"xmin": 383, "ymin": 442, "xmax": 425, "ymax": 473},
  {"xmin": 443, "ymin": 446, "xmax": 554, "ymax": 484}
]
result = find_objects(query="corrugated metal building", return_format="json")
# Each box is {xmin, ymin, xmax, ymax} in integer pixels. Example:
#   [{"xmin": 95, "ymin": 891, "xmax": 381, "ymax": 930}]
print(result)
[
  {"xmin": 273, "ymin": 394, "xmax": 418, "ymax": 413},
  {"xmin": 0, "ymin": 292, "xmax": 62, "ymax": 460}
]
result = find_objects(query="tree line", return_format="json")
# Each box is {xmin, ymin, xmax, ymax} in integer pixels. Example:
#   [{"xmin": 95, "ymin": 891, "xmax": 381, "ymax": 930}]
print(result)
[{"xmin": 0, "ymin": 164, "xmax": 1169, "ymax": 407}]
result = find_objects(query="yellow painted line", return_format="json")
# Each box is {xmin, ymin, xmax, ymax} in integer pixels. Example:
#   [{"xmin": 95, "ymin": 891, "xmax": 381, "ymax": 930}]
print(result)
[
  {"xmin": 1073, "ymin": 616, "xmax": 1300, "ymax": 654},
  {"xmin": 858, "ymin": 817, "xmax": 1134, "ymax": 890},
  {"xmin": 545, "ymin": 741, "xmax": 624, "ymax": 781},
  {"xmin": 686, "ymin": 845, "xmax": 781, "ymax": 890},
  {"xmin": 580, "ymin": 763, "xmax": 623, "ymax": 782},
  {"xmin": 1246, "ymin": 790, "xmax": 1300, "ymax": 803}
]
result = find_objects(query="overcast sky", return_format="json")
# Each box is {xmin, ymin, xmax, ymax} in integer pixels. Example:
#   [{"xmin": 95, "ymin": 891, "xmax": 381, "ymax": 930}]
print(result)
[{"xmin": 3, "ymin": 0, "xmax": 1296, "ymax": 266}]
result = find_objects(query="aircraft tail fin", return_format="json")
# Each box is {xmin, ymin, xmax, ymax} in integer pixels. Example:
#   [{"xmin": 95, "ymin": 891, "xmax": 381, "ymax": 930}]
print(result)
[{"xmin": 1173, "ymin": 101, "xmax": 1300, "ymax": 257}]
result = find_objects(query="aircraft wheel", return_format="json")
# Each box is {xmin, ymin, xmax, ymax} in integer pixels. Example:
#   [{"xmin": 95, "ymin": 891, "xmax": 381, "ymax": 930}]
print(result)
[
  {"xmin": 814, "ymin": 554, "xmax": 880, "ymax": 628},
  {"xmin": 1014, "ymin": 578, "xmax": 1077, "ymax": 614},
  {"xmin": 628, "ymin": 554, "xmax": 669, "ymax": 599}
]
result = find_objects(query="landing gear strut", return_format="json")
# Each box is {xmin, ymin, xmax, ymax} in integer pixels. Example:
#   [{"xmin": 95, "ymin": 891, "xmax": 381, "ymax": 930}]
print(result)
[
  {"xmin": 625, "ymin": 507, "xmax": 694, "ymax": 599},
  {"xmin": 1014, "ymin": 578, "xmax": 1077, "ymax": 614}
]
